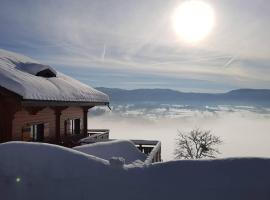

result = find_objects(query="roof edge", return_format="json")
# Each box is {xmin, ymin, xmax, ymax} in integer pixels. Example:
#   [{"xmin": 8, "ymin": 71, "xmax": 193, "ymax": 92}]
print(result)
[
  {"xmin": 0, "ymin": 85, "xmax": 22, "ymax": 99},
  {"xmin": 21, "ymin": 100, "xmax": 109, "ymax": 107}
]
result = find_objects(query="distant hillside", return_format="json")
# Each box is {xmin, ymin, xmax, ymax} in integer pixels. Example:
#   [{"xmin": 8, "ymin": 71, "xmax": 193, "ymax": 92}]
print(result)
[{"xmin": 96, "ymin": 87, "xmax": 270, "ymax": 106}]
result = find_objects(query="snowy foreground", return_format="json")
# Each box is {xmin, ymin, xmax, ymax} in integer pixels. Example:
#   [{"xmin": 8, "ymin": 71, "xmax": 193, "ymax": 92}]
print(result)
[{"xmin": 1, "ymin": 142, "xmax": 270, "ymax": 200}]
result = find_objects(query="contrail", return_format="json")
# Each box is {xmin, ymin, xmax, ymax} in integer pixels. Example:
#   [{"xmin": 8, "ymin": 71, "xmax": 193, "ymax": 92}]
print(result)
[
  {"xmin": 149, "ymin": 55, "xmax": 234, "ymax": 66},
  {"xmin": 224, "ymin": 56, "xmax": 235, "ymax": 67},
  {"xmin": 101, "ymin": 44, "xmax": 106, "ymax": 61}
]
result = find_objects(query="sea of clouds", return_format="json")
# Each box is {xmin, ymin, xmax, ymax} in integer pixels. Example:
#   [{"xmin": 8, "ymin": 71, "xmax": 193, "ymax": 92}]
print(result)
[{"xmin": 89, "ymin": 104, "xmax": 270, "ymax": 160}]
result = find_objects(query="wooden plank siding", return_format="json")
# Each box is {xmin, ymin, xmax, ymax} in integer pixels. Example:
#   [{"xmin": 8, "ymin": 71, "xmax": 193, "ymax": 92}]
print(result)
[
  {"xmin": 13, "ymin": 107, "xmax": 55, "ymax": 140},
  {"xmin": 12, "ymin": 106, "xmax": 84, "ymax": 142},
  {"xmin": 60, "ymin": 107, "xmax": 84, "ymax": 136}
]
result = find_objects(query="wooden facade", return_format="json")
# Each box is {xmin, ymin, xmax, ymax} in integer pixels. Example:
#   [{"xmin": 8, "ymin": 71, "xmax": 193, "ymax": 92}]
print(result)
[{"xmin": 0, "ymin": 86, "xmax": 95, "ymax": 146}]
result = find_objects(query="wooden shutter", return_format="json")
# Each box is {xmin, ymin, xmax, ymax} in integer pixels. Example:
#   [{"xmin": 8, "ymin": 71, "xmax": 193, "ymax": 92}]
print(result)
[
  {"xmin": 22, "ymin": 125, "xmax": 32, "ymax": 141},
  {"xmin": 65, "ymin": 120, "xmax": 71, "ymax": 135},
  {"xmin": 80, "ymin": 118, "xmax": 83, "ymax": 134},
  {"xmin": 44, "ymin": 123, "xmax": 50, "ymax": 138}
]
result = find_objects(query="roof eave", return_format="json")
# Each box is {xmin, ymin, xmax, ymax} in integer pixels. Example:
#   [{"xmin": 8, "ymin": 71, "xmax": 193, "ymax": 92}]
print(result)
[{"xmin": 21, "ymin": 100, "xmax": 109, "ymax": 107}]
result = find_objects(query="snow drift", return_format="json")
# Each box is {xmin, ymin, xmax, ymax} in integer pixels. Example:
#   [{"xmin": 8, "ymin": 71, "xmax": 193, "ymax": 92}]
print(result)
[
  {"xmin": 73, "ymin": 140, "xmax": 147, "ymax": 164},
  {"xmin": 1, "ymin": 142, "xmax": 270, "ymax": 200}
]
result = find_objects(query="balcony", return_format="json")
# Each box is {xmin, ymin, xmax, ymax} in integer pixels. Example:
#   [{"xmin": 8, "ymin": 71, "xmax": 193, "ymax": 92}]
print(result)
[{"xmin": 76, "ymin": 130, "xmax": 162, "ymax": 164}]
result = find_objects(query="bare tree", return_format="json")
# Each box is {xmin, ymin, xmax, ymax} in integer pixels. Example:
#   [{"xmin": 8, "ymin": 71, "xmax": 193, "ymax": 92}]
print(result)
[{"xmin": 174, "ymin": 129, "xmax": 222, "ymax": 159}]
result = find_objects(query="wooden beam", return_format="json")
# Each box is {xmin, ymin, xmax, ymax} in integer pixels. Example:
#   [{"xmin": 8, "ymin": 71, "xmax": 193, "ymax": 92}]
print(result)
[
  {"xmin": 22, "ymin": 100, "xmax": 108, "ymax": 107},
  {"xmin": 0, "ymin": 86, "xmax": 22, "ymax": 100},
  {"xmin": 51, "ymin": 106, "xmax": 68, "ymax": 144},
  {"xmin": 0, "ymin": 98, "xmax": 5, "ymax": 142},
  {"xmin": 81, "ymin": 106, "xmax": 94, "ymax": 137},
  {"xmin": 25, "ymin": 106, "xmax": 46, "ymax": 115},
  {"xmin": 0, "ymin": 96, "xmax": 21, "ymax": 142}
]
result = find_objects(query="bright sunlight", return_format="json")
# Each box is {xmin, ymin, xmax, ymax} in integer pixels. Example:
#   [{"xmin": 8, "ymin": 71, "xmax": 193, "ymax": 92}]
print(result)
[{"xmin": 172, "ymin": 0, "xmax": 215, "ymax": 43}]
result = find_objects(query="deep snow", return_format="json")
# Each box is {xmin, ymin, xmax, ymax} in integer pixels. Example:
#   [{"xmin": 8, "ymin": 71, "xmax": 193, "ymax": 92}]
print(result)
[
  {"xmin": 0, "ymin": 49, "xmax": 108, "ymax": 103},
  {"xmin": 1, "ymin": 142, "xmax": 270, "ymax": 200},
  {"xmin": 73, "ymin": 140, "xmax": 147, "ymax": 164}
]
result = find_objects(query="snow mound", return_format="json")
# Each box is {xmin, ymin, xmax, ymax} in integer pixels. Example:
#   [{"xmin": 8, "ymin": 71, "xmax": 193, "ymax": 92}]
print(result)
[
  {"xmin": 1, "ymin": 142, "xmax": 270, "ymax": 200},
  {"xmin": 0, "ymin": 142, "xmax": 109, "ymax": 178},
  {"xmin": 109, "ymin": 157, "xmax": 126, "ymax": 168},
  {"xmin": 0, "ymin": 49, "xmax": 109, "ymax": 103},
  {"xmin": 74, "ymin": 140, "xmax": 147, "ymax": 164}
]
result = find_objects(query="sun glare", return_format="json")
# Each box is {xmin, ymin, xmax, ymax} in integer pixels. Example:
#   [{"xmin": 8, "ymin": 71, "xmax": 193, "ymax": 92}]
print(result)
[{"xmin": 172, "ymin": 0, "xmax": 215, "ymax": 43}]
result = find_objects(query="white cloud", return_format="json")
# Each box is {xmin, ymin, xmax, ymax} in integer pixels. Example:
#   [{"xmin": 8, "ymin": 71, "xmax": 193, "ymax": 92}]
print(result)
[{"xmin": 1, "ymin": 0, "xmax": 270, "ymax": 91}]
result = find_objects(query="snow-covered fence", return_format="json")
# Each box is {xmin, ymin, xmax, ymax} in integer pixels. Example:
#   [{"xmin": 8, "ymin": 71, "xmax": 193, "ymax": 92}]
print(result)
[
  {"xmin": 77, "ymin": 135, "xmax": 161, "ymax": 164},
  {"xmin": 79, "ymin": 129, "xmax": 109, "ymax": 144},
  {"xmin": 131, "ymin": 140, "xmax": 162, "ymax": 164},
  {"xmin": 87, "ymin": 129, "xmax": 110, "ymax": 136}
]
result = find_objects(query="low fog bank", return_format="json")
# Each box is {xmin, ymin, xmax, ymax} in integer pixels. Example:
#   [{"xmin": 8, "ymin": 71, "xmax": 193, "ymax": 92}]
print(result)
[{"xmin": 88, "ymin": 105, "xmax": 270, "ymax": 160}]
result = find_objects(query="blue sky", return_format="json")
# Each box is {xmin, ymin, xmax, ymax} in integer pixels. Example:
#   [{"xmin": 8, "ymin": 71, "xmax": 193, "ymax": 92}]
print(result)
[{"xmin": 1, "ymin": 0, "xmax": 270, "ymax": 92}]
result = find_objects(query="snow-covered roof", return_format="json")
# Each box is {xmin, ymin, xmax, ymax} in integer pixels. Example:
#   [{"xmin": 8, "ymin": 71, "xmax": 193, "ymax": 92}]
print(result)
[
  {"xmin": 73, "ymin": 140, "xmax": 147, "ymax": 164},
  {"xmin": 0, "ymin": 49, "xmax": 109, "ymax": 104}
]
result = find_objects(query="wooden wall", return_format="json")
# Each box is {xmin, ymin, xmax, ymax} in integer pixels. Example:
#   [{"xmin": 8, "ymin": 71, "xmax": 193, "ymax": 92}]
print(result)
[
  {"xmin": 13, "ymin": 107, "xmax": 55, "ymax": 140},
  {"xmin": 12, "ymin": 106, "xmax": 84, "ymax": 141},
  {"xmin": 60, "ymin": 107, "xmax": 84, "ymax": 135}
]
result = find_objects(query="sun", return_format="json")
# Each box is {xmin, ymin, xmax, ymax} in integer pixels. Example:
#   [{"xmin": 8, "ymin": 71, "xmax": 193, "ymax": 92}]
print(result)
[{"xmin": 172, "ymin": 0, "xmax": 215, "ymax": 43}]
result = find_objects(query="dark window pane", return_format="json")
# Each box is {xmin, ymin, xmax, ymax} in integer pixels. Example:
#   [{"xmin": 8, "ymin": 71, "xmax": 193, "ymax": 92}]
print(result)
[{"xmin": 74, "ymin": 119, "xmax": 80, "ymax": 135}]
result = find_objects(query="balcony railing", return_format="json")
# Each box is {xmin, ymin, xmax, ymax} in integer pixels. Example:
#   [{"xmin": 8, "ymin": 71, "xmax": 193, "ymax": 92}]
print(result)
[
  {"xmin": 72, "ymin": 129, "xmax": 162, "ymax": 164},
  {"xmin": 131, "ymin": 140, "xmax": 162, "ymax": 164},
  {"xmin": 79, "ymin": 129, "xmax": 110, "ymax": 144}
]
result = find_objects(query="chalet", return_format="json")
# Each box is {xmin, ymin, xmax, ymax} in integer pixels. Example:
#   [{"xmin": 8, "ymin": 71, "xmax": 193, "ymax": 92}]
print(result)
[{"xmin": 0, "ymin": 49, "xmax": 109, "ymax": 145}]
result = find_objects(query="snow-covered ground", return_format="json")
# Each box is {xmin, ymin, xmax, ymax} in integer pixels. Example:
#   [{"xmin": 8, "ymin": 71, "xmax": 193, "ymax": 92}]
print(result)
[
  {"xmin": 1, "ymin": 142, "xmax": 270, "ymax": 200},
  {"xmin": 73, "ymin": 140, "xmax": 147, "ymax": 164}
]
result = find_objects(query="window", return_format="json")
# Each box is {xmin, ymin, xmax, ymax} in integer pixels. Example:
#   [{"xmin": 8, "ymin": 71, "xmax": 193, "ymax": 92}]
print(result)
[
  {"xmin": 65, "ymin": 119, "xmax": 81, "ymax": 135},
  {"xmin": 31, "ymin": 124, "xmax": 44, "ymax": 141},
  {"xmin": 36, "ymin": 69, "xmax": 56, "ymax": 78},
  {"xmin": 18, "ymin": 63, "xmax": 57, "ymax": 78},
  {"xmin": 22, "ymin": 123, "xmax": 45, "ymax": 142}
]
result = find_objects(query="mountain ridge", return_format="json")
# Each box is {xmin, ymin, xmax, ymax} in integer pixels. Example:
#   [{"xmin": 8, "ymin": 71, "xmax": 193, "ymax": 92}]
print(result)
[
  {"xmin": 97, "ymin": 87, "xmax": 270, "ymax": 94},
  {"xmin": 96, "ymin": 87, "xmax": 270, "ymax": 106}
]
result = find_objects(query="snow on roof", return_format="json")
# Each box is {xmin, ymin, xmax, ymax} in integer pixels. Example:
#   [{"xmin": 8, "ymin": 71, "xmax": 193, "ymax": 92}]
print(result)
[
  {"xmin": 73, "ymin": 140, "xmax": 147, "ymax": 164},
  {"xmin": 1, "ymin": 142, "xmax": 270, "ymax": 200},
  {"xmin": 0, "ymin": 49, "xmax": 109, "ymax": 103}
]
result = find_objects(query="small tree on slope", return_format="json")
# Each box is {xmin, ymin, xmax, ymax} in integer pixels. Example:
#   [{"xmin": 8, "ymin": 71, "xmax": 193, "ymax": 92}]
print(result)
[{"xmin": 174, "ymin": 129, "xmax": 222, "ymax": 159}]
